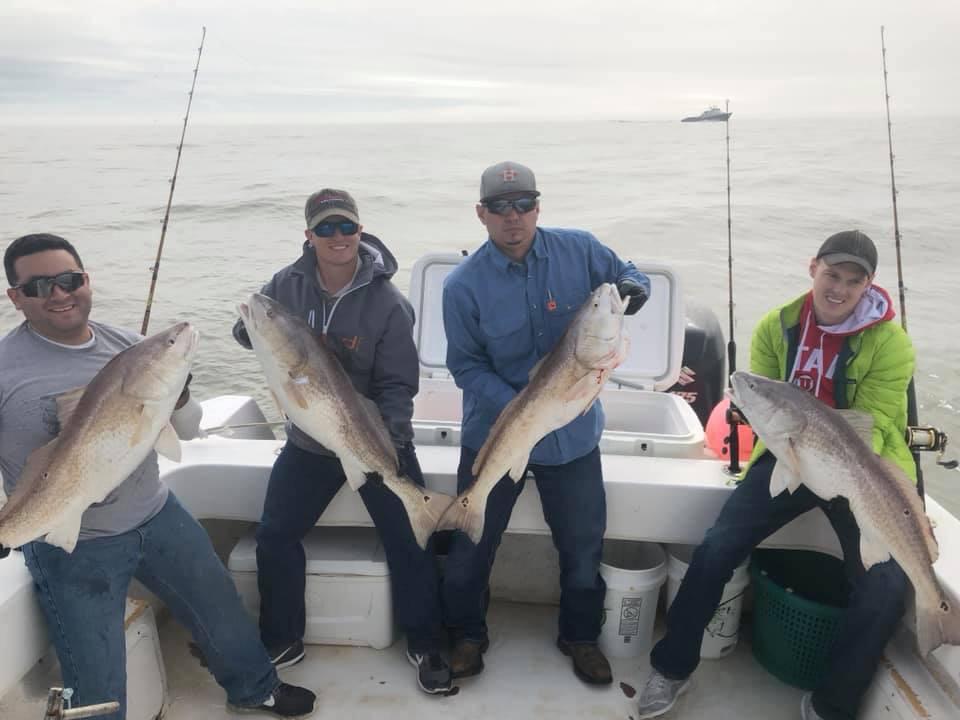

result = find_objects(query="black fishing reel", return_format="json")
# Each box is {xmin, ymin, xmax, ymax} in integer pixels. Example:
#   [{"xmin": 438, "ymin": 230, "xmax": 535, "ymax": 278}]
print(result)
[{"xmin": 906, "ymin": 425, "xmax": 959, "ymax": 470}]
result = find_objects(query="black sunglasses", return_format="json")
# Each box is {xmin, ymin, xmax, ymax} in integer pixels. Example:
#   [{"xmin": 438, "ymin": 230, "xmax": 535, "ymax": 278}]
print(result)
[
  {"xmin": 313, "ymin": 221, "xmax": 360, "ymax": 238},
  {"xmin": 13, "ymin": 271, "xmax": 87, "ymax": 298},
  {"xmin": 483, "ymin": 197, "xmax": 538, "ymax": 215}
]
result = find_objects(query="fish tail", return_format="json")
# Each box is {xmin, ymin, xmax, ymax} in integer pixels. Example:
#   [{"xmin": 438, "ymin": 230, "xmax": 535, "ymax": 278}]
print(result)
[
  {"xmin": 938, "ymin": 584, "xmax": 960, "ymax": 649},
  {"xmin": 916, "ymin": 584, "xmax": 960, "ymax": 655},
  {"xmin": 436, "ymin": 488, "xmax": 488, "ymax": 545},
  {"xmin": 382, "ymin": 475, "xmax": 456, "ymax": 550}
]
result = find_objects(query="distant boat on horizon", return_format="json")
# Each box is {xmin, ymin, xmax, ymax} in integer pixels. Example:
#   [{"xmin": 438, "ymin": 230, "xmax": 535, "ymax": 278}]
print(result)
[{"xmin": 681, "ymin": 105, "xmax": 732, "ymax": 122}]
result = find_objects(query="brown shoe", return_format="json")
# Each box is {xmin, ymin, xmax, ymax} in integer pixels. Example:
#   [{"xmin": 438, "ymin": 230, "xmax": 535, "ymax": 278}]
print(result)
[
  {"xmin": 450, "ymin": 638, "xmax": 489, "ymax": 678},
  {"xmin": 557, "ymin": 638, "xmax": 612, "ymax": 685}
]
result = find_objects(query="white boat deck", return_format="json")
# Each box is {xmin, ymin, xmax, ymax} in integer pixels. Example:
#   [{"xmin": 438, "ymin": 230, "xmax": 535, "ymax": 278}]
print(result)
[
  {"xmin": 3, "ymin": 595, "xmax": 958, "ymax": 719},
  {"xmin": 159, "ymin": 601, "xmax": 802, "ymax": 720}
]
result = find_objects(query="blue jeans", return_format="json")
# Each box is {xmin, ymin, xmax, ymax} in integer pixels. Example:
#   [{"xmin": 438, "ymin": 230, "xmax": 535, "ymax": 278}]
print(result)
[
  {"xmin": 22, "ymin": 493, "xmax": 277, "ymax": 720},
  {"xmin": 442, "ymin": 445, "xmax": 607, "ymax": 644},
  {"xmin": 650, "ymin": 452, "xmax": 908, "ymax": 720},
  {"xmin": 256, "ymin": 441, "xmax": 444, "ymax": 654}
]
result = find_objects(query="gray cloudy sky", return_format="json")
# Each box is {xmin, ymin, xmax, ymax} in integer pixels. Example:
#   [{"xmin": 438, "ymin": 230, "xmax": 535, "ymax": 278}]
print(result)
[{"xmin": 1, "ymin": 0, "xmax": 958, "ymax": 124}]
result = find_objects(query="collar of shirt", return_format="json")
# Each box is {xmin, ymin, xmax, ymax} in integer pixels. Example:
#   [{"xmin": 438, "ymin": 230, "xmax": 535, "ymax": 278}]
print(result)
[{"xmin": 486, "ymin": 227, "xmax": 549, "ymax": 272}]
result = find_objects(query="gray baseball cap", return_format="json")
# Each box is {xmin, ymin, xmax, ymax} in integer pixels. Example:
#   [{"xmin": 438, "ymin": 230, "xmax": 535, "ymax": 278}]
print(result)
[
  {"xmin": 816, "ymin": 229, "xmax": 878, "ymax": 275},
  {"xmin": 480, "ymin": 161, "xmax": 540, "ymax": 201}
]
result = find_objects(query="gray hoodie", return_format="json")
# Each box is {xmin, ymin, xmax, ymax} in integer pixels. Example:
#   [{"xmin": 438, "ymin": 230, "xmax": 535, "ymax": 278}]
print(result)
[{"xmin": 234, "ymin": 233, "xmax": 418, "ymax": 454}]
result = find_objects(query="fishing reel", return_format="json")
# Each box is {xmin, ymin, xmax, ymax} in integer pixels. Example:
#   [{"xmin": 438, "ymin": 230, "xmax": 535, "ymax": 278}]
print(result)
[{"xmin": 906, "ymin": 425, "xmax": 958, "ymax": 470}]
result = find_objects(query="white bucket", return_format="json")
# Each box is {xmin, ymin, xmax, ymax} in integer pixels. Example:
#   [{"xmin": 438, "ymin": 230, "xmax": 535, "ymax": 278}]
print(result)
[
  {"xmin": 665, "ymin": 544, "xmax": 750, "ymax": 659},
  {"xmin": 599, "ymin": 541, "xmax": 667, "ymax": 659}
]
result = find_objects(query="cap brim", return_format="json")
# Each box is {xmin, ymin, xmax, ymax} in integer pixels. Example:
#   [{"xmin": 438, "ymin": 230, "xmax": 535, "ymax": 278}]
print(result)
[
  {"xmin": 306, "ymin": 208, "xmax": 360, "ymax": 228},
  {"xmin": 480, "ymin": 190, "xmax": 541, "ymax": 202},
  {"xmin": 820, "ymin": 252, "xmax": 874, "ymax": 275}
]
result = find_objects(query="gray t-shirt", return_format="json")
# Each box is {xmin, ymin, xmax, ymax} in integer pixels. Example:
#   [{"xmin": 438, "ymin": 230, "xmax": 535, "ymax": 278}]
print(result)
[{"xmin": 0, "ymin": 320, "xmax": 169, "ymax": 541}]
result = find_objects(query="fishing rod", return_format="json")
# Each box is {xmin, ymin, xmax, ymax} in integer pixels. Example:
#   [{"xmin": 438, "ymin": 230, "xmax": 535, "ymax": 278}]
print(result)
[
  {"xmin": 880, "ymin": 27, "xmax": 957, "ymax": 500},
  {"xmin": 141, "ymin": 26, "xmax": 206, "ymax": 335},
  {"xmin": 723, "ymin": 98, "xmax": 742, "ymax": 475}
]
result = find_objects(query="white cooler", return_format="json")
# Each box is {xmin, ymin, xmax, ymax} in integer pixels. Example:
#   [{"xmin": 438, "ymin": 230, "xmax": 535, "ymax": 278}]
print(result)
[
  {"xmin": 228, "ymin": 526, "xmax": 395, "ymax": 650},
  {"xmin": 409, "ymin": 254, "xmax": 703, "ymax": 458}
]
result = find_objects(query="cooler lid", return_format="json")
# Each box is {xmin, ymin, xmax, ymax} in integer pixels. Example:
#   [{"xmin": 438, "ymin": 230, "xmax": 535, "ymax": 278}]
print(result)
[
  {"xmin": 229, "ymin": 526, "xmax": 388, "ymax": 577},
  {"xmin": 409, "ymin": 253, "xmax": 685, "ymax": 391}
]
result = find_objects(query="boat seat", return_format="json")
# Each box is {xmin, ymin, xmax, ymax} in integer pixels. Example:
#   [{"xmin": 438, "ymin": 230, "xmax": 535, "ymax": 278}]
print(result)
[{"xmin": 161, "ymin": 436, "xmax": 843, "ymax": 557}]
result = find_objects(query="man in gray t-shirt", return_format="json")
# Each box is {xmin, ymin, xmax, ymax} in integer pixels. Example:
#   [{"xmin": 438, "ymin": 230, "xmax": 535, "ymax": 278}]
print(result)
[{"xmin": 1, "ymin": 233, "xmax": 315, "ymax": 719}]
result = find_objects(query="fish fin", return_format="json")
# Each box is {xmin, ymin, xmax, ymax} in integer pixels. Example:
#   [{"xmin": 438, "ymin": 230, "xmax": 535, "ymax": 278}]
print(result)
[
  {"xmin": 283, "ymin": 376, "xmax": 310, "ymax": 410},
  {"xmin": 769, "ymin": 462, "xmax": 800, "ymax": 497},
  {"xmin": 341, "ymin": 460, "xmax": 369, "ymax": 491},
  {"xmin": 154, "ymin": 422, "xmax": 181, "ymax": 462},
  {"xmin": 382, "ymin": 475, "xmax": 455, "ymax": 550},
  {"xmin": 858, "ymin": 528, "xmax": 891, "ymax": 570},
  {"xmin": 560, "ymin": 371, "xmax": 607, "ymax": 420},
  {"xmin": 769, "ymin": 437, "xmax": 803, "ymax": 487},
  {"xmin": 836, "ymin": 409, "xmax": 875, "ymax": 447},
  {"xmin": 596, "ymin": 334, "xmax": 630, "ymax": 371},
  {"xmin": 508, "ymin": 450, "xmax": 531, "ymax": 482},
  {"xmin": 55, "ymin": 386, "xmax": 87, "ymax": 428},
  {"xmin": 43, "ymin": 512, "xmax": 83, "ymax": 553},
  {"xmin": 439, "ymin": 488, "xmax": 489, "ymax": 545}
]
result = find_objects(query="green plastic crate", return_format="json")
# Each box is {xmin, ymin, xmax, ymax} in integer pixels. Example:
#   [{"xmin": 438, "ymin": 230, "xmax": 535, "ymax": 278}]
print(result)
[{"xmin": 749, "ymin": 549, "xmax": 850, "ymax": 690}]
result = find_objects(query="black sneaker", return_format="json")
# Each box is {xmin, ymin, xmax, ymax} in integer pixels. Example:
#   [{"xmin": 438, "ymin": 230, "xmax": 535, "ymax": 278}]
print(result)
[
  {"xmin": 268, "ymin": 640, "xmax": 305, "ymax": 669},
  {"xmin": 406, "ymin": 651, "xmax": 453, "ymax": 695},
  {"xmin": 231, "ymin": 683, "xmax": 316, "ymax": 718}
]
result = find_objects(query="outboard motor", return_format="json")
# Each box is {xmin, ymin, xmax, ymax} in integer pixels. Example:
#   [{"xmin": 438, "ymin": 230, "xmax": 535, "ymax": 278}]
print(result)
[{"xmin": 667, "ymin": 303, "xmax": 726, "ymax": 427}]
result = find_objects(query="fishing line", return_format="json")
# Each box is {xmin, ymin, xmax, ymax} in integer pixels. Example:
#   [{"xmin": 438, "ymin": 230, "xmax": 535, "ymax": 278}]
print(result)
[
  {"xmin": 880, "ymin": 27, "xmax": 957, "ymax": 497},
  {"xmin": 141, "ymin": 27, "xmax": 207, "ymax": 335},
  {"xmin": 722, "ymin": 98, "xmax": 743, "ymax": 476}
]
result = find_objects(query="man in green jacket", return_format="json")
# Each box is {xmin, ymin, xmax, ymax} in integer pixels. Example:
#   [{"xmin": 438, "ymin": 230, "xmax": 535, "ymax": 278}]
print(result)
[{"xmin": 636, "ymin": 230, "xmax": 915, "ymax": 720}]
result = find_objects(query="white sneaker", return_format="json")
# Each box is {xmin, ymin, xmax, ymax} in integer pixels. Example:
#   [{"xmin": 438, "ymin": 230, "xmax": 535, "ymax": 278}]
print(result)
[
  {"xmin": 636, "ymin": 670, "xmax": 691, "ymax": 719},
  {"xmin": 800, "ymin": 692, "xmax": 825, "ymax": 720}
]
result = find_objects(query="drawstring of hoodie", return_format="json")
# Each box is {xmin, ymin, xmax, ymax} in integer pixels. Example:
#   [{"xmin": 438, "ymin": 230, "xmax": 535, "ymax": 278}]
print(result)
[{"xmin": 307, "ymin": 297, "xmax": 347, "ymax": 337}]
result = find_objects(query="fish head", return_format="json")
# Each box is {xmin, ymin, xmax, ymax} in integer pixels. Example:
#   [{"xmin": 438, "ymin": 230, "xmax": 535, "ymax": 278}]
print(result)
[
  {"xmin": 121, "ymin": 321, "xmax": 199, "ymax": 402},
  {"xmin": 574, "ymin": 283, "xmax": 627, "ymax": 366},
  {"xmin": 240, "ymin": 293, "xmax": 310, "ymax": 371},
  {"xmin": 728, "ymin": 371, "xmax": 808, "ymax": 448}
]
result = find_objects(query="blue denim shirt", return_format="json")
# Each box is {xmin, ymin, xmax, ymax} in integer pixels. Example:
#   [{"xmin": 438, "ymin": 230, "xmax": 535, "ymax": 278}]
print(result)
[{"xmin": 442, "ymin": 227, "xmax": 650, "ymax": 466}]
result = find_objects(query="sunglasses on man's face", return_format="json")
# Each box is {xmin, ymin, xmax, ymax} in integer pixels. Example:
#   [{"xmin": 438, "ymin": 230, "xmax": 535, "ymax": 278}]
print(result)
[
  {"xmin": 313, "ymin": 221, "xmax": 360, "ymax": 238},
  {"xmin": 13, "ymin": 271, "xmax": 88, "ymax": 298},
  {"xmin": 483, "ymin": 197, "xmax": 538, "ymax": 215}
]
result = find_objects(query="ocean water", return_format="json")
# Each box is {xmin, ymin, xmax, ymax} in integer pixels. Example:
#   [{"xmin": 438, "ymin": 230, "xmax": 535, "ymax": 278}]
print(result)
[{"xmin": 1, "ymin": 117, "xmax": 958, "ymax": 514}]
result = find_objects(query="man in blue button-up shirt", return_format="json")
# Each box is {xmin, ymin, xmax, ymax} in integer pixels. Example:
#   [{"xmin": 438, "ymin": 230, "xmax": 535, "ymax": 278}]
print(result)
[{"xmin": 441, "ymin": 161, "xmax": 650, "ymax": 686}]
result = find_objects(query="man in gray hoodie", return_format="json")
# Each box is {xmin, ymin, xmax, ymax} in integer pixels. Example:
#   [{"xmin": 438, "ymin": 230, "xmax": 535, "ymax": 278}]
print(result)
[{"xmin": 233, "ymin": 189, "xmax": 450, "ymax": 695}]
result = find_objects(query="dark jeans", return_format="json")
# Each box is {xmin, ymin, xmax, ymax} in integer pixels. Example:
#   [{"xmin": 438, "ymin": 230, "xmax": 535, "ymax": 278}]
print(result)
[
  {"xmin": 650, "ymin": 452, "xmax": 908, "ymax": 720},
  {"xmin": 256, "ymin": 441, "xmax": 444, "ymax": 654},
  {"xmin": 442, "ymin": 445, "xmax": 607, "ymax": 645},
  {"xmin": 23, "ymin": 493, "xmax": 278, "ymax": 720}
]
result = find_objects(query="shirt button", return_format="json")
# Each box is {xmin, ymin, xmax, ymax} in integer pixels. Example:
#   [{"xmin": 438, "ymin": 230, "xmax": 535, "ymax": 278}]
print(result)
[
  {"xmin": 532, "ymin": 305, "xmax": 537, "ymax": 309},
  {"xmin": 538, "ymin": 332, "xmax": 543, "ymax": 336}
]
